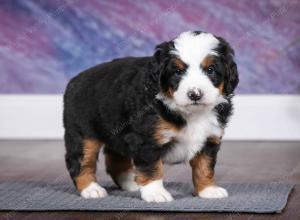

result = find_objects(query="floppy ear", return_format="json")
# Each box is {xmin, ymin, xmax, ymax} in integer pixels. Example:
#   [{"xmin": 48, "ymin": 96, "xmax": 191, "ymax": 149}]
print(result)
[
  {"xmin": 145, "ymin": 41, "xmax": 173, "ymax": 95},
  {"xmin": 216, "ymin": 36, "xmax": 239, "ymax": 95},
  {"xmin": 153, "ymin": 41, "xmax": 174, "ymax": 65},
  {"xmin": 225, "ymin": 56, "xmax": 239, "ymax": 96}
]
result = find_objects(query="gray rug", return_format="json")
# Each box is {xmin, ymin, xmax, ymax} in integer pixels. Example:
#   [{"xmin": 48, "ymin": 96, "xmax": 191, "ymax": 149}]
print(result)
[{"xmin": 0, "ymin": 181, "xmax": 293, "ymax": 213}]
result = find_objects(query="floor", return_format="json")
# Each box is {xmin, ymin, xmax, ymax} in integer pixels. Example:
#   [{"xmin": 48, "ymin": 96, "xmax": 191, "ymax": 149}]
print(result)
[{"xmin": 0, "ymin": 140, "xmax": 299, "ymax": 220}]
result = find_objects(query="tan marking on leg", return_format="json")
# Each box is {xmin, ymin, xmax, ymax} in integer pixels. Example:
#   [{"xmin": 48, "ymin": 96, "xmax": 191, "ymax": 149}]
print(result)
[
  {"xmin": 75, "ymin": 138, "xmax": 102, "ymax": 192},
  {"xmin": 105, "ymin": 152, "xmax": 133, "ymax": 186},
  {"xmin": 153, "ymin": 118, "xmax": 180, "ymax": 145},
  {"xmin": 190, "ymin": 153, "xmax": 215, "ymax": 194},
  {"xmin": 135, "ymin": 160, "xmax": 163, "ymax": 186}
]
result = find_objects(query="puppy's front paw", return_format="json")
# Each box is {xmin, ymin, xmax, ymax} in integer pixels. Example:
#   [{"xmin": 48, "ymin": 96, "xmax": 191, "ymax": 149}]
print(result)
[
  {"xmin": 80, "ymin": 182, "xmax": 108, "ymax": 199},
  {"xmin": 140, "ymin": 180, "xmax": 174, "ymax": 202},
  {"xmin": 198, "ymin": 185, "xmax": 228, "ymax": 199}
]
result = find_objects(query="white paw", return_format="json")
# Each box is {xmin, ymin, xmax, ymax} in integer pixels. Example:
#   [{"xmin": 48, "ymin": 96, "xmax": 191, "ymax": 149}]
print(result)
[
  {"xmin": 198, "ymin": 185, "xmax": 228, "ymax": 199},
  {"xmin": 117, "ymin": 170, "xmax": 140, "ymax": 191},
  {"xmin": 140, "ymin": 180, "xmax": 174, "ymax": 203},
  {"xmin": 80, "ymin": 182, "xmax": 108, "ymax": 199}
]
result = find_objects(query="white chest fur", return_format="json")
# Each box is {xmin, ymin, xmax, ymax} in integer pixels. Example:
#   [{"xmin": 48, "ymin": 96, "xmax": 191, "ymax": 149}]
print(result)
[{"xmin": 163, "ymin": 111, "xmax": 223, "ymax": 164}]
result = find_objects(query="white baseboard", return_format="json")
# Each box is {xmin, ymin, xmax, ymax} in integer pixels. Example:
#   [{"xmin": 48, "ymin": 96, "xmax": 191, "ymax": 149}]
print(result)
[{"xmin": 0, "ymin": 95, "xmax": 299, "ymax": 140}]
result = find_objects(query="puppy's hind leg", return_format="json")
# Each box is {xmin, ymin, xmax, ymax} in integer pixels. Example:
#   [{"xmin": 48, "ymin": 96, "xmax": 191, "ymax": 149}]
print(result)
[
  {"xmin": 105, "ymin": 149, "xmax": 139, "ymax": 192},
  {"xmin": 135, "ymin": 159, "xmax": 173, "ymax": 203},
  {"xmin": 65, "ymin": 132, "xmax": 107, "ymax": 199}
]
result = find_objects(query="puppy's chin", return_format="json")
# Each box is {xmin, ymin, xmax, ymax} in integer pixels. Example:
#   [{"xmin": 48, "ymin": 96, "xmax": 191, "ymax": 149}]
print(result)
[{"xmin": 180, "ymin": 102, "xmax": 215, "ymax": 114}]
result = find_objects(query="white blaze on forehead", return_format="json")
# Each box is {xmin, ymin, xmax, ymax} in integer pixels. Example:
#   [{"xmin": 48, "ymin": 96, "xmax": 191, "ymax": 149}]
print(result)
[
  {"xmin": 164, "ymin": 31, "xmax": 223, "ymax": 110},
  {"xmin": 172, "ymin": 32, "xmax": 219, "ymax": 65}
]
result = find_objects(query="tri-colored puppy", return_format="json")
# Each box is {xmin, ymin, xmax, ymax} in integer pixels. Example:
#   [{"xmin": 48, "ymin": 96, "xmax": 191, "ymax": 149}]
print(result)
[{"xmin": 63, "ymin": 31, "xmax": 239, "ymax": 202}]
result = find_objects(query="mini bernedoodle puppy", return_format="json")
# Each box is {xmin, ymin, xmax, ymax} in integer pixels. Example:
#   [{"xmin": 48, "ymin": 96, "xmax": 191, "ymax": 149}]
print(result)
[{"xmin": 63, "ymin": 31, "xmax": 239, "ymax": 202}]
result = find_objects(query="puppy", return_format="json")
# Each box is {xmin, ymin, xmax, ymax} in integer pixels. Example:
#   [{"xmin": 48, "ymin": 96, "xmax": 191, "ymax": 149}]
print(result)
[{"xmin": 63, "ymin": 31, "xmax": 239, "ymax": 202}]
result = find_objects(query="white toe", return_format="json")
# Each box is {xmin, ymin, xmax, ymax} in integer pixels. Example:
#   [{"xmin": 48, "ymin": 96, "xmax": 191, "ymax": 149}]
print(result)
[
  {"xmin": 140, "ymin": 179, "xmax": 174, "ymax": 203},
  {"xmin": 198, "ymin": 186, "xmax": 228, "ymax": 199},
  {"xmin": 116, "ymin": 170, "xmax": 140, "ymax": 191},
  {"xmin": 80, "ymin": 182, "xmax": 108, "ymax": 199}
]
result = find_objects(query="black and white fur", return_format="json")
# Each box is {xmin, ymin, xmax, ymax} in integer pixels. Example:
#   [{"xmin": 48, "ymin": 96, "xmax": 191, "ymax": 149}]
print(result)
[{"xmin": 63, "ymin": 31, "xmax": 239, "ymax": 202}]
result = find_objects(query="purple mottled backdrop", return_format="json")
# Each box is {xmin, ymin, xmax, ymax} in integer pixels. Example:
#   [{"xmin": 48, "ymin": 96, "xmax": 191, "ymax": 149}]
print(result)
[{"xmin": 0, "ymin": 0, "xmax": 299, "ymax": 94}]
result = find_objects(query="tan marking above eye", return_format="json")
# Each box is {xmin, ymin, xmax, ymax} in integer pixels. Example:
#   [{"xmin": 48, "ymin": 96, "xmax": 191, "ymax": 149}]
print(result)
[
  {"xmin": 174, "ymin": 58, "xmax": 186, "ymax": 70},
  {"xmin": 201, "ymin": 55, "xmax": 215, "ymax": 69}
]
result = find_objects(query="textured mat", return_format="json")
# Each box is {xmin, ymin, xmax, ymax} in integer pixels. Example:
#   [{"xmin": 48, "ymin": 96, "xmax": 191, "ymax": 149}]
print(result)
[{"xmin": 0, "ymin": 181, "xmax": 293, "ymax": 213}]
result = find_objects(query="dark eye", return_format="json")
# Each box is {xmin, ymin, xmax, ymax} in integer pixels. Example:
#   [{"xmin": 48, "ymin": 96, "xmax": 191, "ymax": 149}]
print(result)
[
  {"xmin": 207, "ymin": 66, "xmax": 216, "ymax": 75},
  {"xmin": 175, "ymin": 69, "xmax": 182, "ymax": 75}
]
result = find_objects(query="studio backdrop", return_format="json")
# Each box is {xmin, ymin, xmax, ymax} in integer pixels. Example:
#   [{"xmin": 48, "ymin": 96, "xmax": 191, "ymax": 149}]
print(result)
[{"xmin": 0, "ymin": 0, "xmax": 299, "ymax": 140}]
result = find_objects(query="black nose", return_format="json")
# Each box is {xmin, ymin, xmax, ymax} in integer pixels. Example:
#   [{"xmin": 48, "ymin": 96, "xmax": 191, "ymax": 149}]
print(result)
[{"xmin": 187, "ymin": 89, "xmax": 203, "ymax": 101}]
